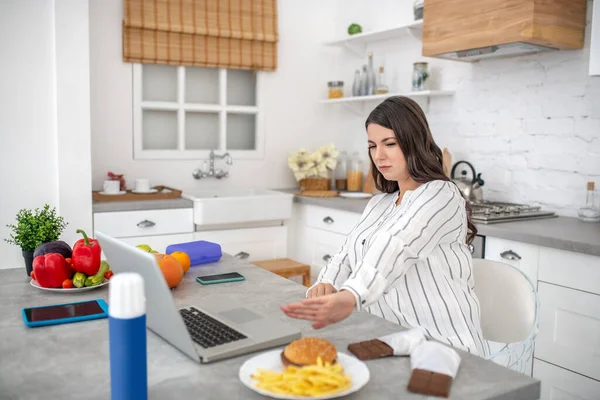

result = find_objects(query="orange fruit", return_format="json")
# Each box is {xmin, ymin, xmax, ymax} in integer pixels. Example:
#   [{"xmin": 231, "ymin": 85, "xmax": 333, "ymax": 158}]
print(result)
[
  {"xmin": 153, "ymin": 253, "xmax": 184, "ymax": 288},
  {"xmin": 170, "ymin": 251, "xmax": 191, "ymax": 273}
]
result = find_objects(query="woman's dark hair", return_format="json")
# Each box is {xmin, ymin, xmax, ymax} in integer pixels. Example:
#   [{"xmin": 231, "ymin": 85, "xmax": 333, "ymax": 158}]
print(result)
[{"xmin": 365, "ymin": 96, "xmax": 477, "ymax": 245}]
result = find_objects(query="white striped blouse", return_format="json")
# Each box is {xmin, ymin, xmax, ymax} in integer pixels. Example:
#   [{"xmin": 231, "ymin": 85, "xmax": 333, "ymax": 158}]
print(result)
[{"xmin": 312, "ymin": 180, "xmax": 489, "ymax": 357}]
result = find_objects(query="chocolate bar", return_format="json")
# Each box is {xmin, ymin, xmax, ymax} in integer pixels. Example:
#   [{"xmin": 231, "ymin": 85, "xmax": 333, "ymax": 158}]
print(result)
[
  {"xmin": 407, "ymin": 368, "xmax": 453, "ymax": 398},
  {"xmin": 347, "ymin": 339, "xmax": 394, "ymax": 361}
]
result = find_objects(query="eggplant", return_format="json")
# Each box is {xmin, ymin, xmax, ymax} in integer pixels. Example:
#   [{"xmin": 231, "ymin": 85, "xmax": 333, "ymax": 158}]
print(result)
[{"xmin": 33, "ymin": 240, "xmax": 72, "ymax": 259}]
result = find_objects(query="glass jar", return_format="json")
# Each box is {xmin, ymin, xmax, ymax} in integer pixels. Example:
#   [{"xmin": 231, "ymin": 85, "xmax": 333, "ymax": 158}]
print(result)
[
  {"xmin": 347, "ymin": 152, "xmax": 364, "ymax": 192},
  {"xmin": 327, "ymin": 81, "xmax": 344, "ymax": 99},
  {"xmin": 412, "ymin": 62, "xmax": 429, "ymax": 91},
  {"xmin": 334, "ymin": 151, "xmax": 348, "ymax": 190},
  {"xmin": 413, "ymin": 0, "xmax": 424, "ymax": 20}
]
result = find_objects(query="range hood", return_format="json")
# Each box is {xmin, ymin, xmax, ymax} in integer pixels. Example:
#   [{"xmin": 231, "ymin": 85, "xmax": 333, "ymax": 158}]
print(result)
[{"xmin": 422, "ymin": 0, "xmax": 587, "ymax": 62}]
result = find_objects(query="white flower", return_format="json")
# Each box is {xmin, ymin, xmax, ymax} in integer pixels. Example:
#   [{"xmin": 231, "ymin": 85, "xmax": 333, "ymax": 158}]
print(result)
[{"xmin": 318, "ymin": 143, "xmax": 339, "ymax": 170}]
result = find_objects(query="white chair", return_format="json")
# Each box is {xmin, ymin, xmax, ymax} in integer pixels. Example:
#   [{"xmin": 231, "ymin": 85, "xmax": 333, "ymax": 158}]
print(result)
[{"xmin": 472, "ymin": 258, "xmax": 539, "ymax": 375}]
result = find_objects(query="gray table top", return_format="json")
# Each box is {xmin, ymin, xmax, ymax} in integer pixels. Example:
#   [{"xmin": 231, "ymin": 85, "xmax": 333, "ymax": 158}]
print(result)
[
  {"xmin": 1, "ymin": 255, "xmax": 539, "ymax": 400},
  {"xmin": 290, "ymin": 192, "xmax": 600, "ymax": 257},
  {"xmin": 92, "ymin": 197, "xmax": 193, "ymax": 212}
]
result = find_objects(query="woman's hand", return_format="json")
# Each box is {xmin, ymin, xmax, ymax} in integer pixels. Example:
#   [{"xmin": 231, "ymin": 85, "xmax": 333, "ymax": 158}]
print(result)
[
  {"xmin": 307, "ymin": 283, "xmax": 337, "ymax": 299},
  {"xmin": 280, "ymin": 290, "xmax": 357, "ymax": 329}
]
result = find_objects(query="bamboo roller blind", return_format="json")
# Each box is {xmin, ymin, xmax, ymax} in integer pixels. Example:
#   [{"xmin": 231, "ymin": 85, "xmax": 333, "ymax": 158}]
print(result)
[{"xmin": 123, "ymin": 0, "xmax": 279, "ymax": 71}]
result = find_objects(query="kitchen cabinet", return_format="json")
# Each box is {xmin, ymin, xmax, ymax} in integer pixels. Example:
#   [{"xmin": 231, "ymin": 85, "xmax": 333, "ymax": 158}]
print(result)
[
  {"xmin": 423, "ymin": 0, "xmax": 587, "ymax": 61},
  {"xmin": 533, "ymin": 359, "xmax": 600, "ymax": 400},
  {"xmin": 93, "ymin": 208, "xmax": 195, "ymax": 254},
  {"xmin": 484, "ymin": 236, "xmax": 540, "ymax": 284},
  {"xmin": 290, "ymin": 204, "xmax": 361, "ymax": 281},
  {"xmin": 194, "ymin": 226, "xmax": 287, "ymax": 262}
]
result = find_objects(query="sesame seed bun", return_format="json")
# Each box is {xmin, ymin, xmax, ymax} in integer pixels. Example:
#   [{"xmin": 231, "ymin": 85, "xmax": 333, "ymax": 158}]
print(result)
[{"xmin": 280, "ymin": 337, "xmax": 337, "ymax": 367}]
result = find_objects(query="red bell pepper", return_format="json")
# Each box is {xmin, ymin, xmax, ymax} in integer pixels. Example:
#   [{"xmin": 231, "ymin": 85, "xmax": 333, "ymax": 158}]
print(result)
[
  {"xmin": 32, "ymin": 253, "xmax": 73, "ymax": 288},
  {"xmin": 72, "ymin": 229, "xmax": 102, "ymax": 276}
]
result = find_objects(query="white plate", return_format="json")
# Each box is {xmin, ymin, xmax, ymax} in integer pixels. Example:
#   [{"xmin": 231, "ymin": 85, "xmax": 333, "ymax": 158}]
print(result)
[
  {"xmin": 30, "ymin": 279, "xmax": 109, "ymax": 292},
  {"xmin": 339, "ymin": 192, "xmax": 373, "ymax": 199},
  {"xmin": 98, "ymin": 191, "xmax": 126, "ymax": 195},
  {"xmin": 239, "ymin": 348, "xmax": 370, "ymax": 399},
  {"xmin": 131, "ymin": 189, "xmax": 158, "ymax": 194}
]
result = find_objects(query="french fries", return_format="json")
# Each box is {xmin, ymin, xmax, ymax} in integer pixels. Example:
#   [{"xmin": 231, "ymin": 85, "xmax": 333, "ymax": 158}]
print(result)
[{"xmin": 251, "ymin": 357, "xmax": 352, "ymax": 397}]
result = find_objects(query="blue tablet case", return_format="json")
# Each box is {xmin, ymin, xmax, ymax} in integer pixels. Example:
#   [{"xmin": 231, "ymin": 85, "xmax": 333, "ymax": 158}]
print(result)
[
  {"xmin": 166, "ymin": 240, "xmax": 222, "ymax": 266},
  {"xmin": 22, "ymin": 299, "xmax": 109, "ymax": 328}
]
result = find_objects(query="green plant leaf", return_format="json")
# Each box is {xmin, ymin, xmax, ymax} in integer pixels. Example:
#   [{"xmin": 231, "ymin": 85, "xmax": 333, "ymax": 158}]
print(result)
[{"xmin": 4, "ymin": 204, "xmax": 68, "ymax": 252}]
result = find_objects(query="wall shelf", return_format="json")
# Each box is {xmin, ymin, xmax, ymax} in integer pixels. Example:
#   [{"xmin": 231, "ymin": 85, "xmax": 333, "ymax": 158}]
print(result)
[
  {"xmin": 319, "ymin": 90, "xmax": 454, "ymax": 105},
  {"xmin": 324, "ymin": 21, "xmax": 423, "ymax": 55}
]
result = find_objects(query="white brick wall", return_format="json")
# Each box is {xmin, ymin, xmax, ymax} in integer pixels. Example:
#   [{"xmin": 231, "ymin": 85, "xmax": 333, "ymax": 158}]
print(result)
[{"xmin": 351, "ymin": 0, "xmax": 600, "ymax": 217}]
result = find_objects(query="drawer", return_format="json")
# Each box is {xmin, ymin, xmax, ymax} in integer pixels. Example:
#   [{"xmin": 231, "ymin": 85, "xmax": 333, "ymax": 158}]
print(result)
[
  {"xmin": 539, "ymin": 246, "xmax": 600, "ymax": 296},
  {"xmin": 313, "ymin": 238, "xmax": 346, "ymax": 269},
  {"xmin": 302, "ymin": 205, "xmax": 361, "ymax": 236},
  {"xmin": 536, "ymin": 282, "xmax": 600, "ymax": 381},
  {"xmin": 533, "ymin": 358, "xmax": 600, "ymax": 400},
  {"xmin": 484, "ymin": 236, "xmax": 539, "ymax": 284},
  {"xmin": 93, "ymin": 208, "xmax": 193, "ymax": 238},
  {"xmin": 193, "ymin": 226, "xmax": 287, "ymax": 262}
]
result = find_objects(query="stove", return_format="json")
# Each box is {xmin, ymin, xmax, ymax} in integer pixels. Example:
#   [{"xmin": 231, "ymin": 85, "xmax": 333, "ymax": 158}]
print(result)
[{"xmin": 470, "ymin": 200, "xmax": 556, "ymax": 224}]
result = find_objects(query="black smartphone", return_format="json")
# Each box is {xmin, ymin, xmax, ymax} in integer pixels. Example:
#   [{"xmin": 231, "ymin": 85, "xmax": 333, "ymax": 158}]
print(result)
[
  {"xmin": 22, "ymin": 299, "xmax": 109, "ymax": 328},
  {"xmin": 196, "ymin": 272, "xmax": 245, "ymax": 285}
]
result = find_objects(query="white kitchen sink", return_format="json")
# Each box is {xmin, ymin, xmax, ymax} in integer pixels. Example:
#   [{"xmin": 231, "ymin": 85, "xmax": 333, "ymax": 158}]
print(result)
[{"xmin": 181, "ymin": 188, "xmax": 294, "ymax": 226}]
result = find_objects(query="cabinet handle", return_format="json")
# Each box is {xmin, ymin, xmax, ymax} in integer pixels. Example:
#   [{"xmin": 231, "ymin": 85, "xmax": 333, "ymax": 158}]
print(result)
[
  {"xmin": 468, "ymin": 244, "xmax": 475, "ymax": 254},
  {"xmin": 235, "ymin": 251, "xmax": 249, "ymax": 259},
  {"xmin": 137, "ymin": 220, "xmax": 156, "ymax": 228},
  {"xmin": 323, "ymin": 216, "xmax": 334, "ymax": 224},
  {"xmin": 500, "ymin": 250, "xmax": 521, "ymax": 261},
  {"xmin": 323, "ymin": 254, "xmax": 332, "ymax": 262}
]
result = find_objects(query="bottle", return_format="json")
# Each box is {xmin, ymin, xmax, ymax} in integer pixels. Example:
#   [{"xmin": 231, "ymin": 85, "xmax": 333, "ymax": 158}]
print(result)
[
  {"xmin": 367, "ymin": 52, "xmax": 376, "ymax": 95},
  {"xmin": 352, "ymin": 70, "xmax": 361, "ymax": 97},
  {"xmin": 109, "ymin": 272, "xmax": 148, "ymax": 400},
  {"xmin": 347, "ymin": 152, "xmax": 364, "ymax": 192},
  {"xmin": 577, "ymin": 182, "xmax": 600, "ymax": 222},
  {"xmin": 412, "ymin": 62, "xmax": 429, "ymax": 91},
  {"xmin": 335, "ymin": 151, "xmax": 348, "ymax": 190},
  {"xmin": 359, "ymin": 65, "xmax": 368, "ymax": 96},
  {"xmin": 375, "ymin": 66, "xmax": 389, "ymax": 94}
]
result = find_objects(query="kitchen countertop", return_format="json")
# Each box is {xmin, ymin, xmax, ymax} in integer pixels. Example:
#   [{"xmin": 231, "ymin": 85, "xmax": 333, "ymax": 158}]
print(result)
[
  {"xmin": 291, "ymin": 192, "xmax": 600, "ymax": 257},
  {"xmin": 0, "ymin": 255, "xmax": 539, "ymax": 400},
  {"xmin": 92, "ymin": 197, "xmax": 193, "ymax": 212}
]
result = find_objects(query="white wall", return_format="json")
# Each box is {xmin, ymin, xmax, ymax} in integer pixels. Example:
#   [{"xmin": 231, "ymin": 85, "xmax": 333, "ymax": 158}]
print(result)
[
  {"xmin": 343, "ymin": 0, "xmax": 600, "ymax": 217},
  {"xmin": 89, "ymin": 0, "xmax": 364, "ymax": 192},
  {"xmin": 0, "ymin": 0, "xmax": 92, "ymax": 270}
]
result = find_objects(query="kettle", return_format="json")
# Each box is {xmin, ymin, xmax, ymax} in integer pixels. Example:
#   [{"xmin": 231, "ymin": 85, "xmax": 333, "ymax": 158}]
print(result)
[{"xmin": 450, "ymin": 161, "xmax": 484, "ymax": 202}]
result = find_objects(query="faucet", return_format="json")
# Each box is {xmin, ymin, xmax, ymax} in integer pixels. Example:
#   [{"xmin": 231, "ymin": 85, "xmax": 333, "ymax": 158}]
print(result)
[{"xmin": 192, "ymin": 150, "xmax": 233, "ymax": 179}]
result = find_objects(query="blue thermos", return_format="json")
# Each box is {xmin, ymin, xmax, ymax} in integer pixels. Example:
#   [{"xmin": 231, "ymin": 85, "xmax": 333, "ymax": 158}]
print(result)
[{"xmin": 109, "ymin": 272, "xmax": 147, "ymax": 400}]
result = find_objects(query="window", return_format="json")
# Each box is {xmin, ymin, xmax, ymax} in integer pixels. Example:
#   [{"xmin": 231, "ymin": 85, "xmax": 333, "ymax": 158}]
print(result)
[{"xmin": 133, "ymin": 64, "xmax": 264, "ymax": 160}]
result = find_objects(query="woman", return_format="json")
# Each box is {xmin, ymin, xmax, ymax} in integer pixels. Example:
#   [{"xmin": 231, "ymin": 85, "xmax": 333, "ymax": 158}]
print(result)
[{"xmin": 281, "ymin": 96, "xmax": 488, "ymax": 357}]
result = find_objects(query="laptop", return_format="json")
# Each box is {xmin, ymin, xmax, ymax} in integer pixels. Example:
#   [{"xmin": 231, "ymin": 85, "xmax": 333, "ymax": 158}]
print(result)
[{"xmin": 96, "ymin": 231, "xmax": 302, "ymax": 363}]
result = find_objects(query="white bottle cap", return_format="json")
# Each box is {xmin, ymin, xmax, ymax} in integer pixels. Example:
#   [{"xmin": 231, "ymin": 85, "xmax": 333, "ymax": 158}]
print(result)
[{"xmin": 108, "ymin": 272, "xmax": 146, "ymax": 319}]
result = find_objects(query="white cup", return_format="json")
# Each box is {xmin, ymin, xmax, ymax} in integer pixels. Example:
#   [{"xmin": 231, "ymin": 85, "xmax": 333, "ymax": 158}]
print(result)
[
  {"xmin": 135, "ymin": 179, "xmax": 151, "ymax": 193},
  {"xmin": 103, "ymin": 180, "xmax": 121, "ymax": 194}
]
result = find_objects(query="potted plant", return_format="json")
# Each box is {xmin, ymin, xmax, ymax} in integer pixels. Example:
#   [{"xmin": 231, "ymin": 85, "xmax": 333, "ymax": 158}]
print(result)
[
  {"xmin": 5, "ymin": 204, "xmax": 68, "ymax": 276},
  {"xmin": 288, "ymin": 143, "xmax": 339, "ymax": 191}
]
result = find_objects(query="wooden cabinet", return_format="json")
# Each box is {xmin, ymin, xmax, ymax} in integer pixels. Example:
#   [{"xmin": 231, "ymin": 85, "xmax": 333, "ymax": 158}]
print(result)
[
  {"xmin": 423, "ymin": 0, "xmax": 587, "ymax": 61},
  {"xmin": 590, "ymin": 0, "xmax": 600, "ymax": 76}
]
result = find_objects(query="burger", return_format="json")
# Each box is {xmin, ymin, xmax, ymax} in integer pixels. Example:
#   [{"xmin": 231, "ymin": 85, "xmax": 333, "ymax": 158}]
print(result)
[{"xmin": 281, "ymin": 337, "xmax": 337, "ymax": 367}]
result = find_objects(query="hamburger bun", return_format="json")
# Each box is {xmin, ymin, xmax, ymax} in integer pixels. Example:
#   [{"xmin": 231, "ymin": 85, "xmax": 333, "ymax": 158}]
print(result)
[{"xmin": 281, "ymin": 337, "xmax": 337, "ymax": 367}]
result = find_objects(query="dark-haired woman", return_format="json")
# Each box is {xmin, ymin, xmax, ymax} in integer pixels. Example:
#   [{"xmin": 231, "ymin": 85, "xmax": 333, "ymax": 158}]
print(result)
[{"xmin": 281, "ymin": 96, "xmax": 488, "ymax": 357}]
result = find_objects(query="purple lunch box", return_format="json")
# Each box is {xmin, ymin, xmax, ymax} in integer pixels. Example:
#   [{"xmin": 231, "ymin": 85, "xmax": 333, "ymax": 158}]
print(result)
[{"xmin": 166, "ymin": 240, "xmax": 222, "ymax": 266}]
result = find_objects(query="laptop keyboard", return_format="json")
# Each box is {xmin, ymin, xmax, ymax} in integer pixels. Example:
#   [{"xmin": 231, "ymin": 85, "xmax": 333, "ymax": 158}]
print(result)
[{"xmin": 180, "ymin": 307, "xmax": 247, "ymax": 349}]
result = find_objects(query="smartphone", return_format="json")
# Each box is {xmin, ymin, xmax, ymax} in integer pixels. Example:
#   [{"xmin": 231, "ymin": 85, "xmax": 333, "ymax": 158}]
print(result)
[
  {"xmin": 196, "ymin": 272, "xmax": 245, "ymax": 285},
  {"xmin": 22, "ymin": 299, "xmax": 109, "ymax": 328}
]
